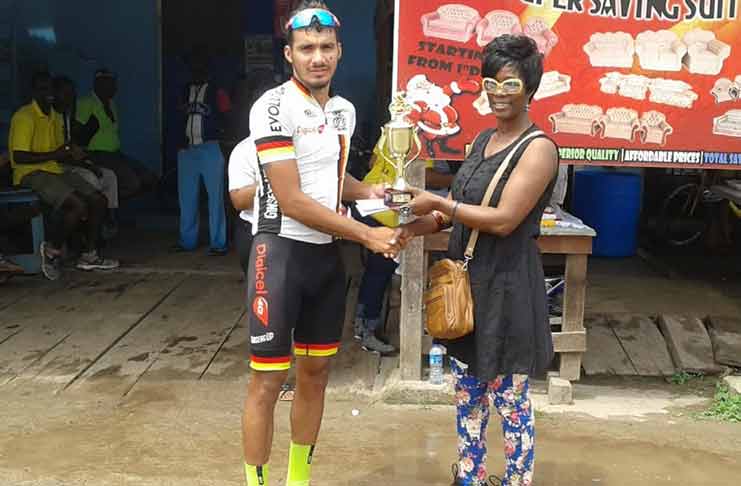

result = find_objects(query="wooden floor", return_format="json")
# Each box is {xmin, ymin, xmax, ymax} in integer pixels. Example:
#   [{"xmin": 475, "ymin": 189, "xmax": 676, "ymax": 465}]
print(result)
[{"xmin": 0, "ymin": 265, "xmax": 394, "ymax": 398}]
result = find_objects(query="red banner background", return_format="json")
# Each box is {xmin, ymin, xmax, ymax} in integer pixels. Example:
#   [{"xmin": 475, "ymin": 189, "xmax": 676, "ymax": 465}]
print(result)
[{"xmin": 394, "ymin": 0, "xmax": 741, "ymax": 168}]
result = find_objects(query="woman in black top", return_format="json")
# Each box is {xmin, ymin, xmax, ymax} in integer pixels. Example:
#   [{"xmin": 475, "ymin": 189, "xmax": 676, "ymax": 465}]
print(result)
[{"xmin": 401, "ymin": 35, "xmax": 559, "ymax": 486}]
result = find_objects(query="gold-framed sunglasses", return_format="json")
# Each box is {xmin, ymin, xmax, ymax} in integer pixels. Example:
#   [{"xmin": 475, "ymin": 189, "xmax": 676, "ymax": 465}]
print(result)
[{"xmin": 482, "ymin": 77, "xmax": 524, "ymax": 95}]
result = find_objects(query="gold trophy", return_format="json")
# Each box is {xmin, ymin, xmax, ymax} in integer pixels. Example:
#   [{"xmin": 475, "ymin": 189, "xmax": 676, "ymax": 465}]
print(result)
[{"xmin": 378, "ymin": 94, "xmax": 422, "ymax": 213}]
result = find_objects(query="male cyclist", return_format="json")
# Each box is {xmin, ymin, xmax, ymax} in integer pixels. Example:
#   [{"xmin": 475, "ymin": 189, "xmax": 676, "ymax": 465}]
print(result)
[{"xmin": 241, "ymin": 2, "xmax": 403, "ymax": 485}]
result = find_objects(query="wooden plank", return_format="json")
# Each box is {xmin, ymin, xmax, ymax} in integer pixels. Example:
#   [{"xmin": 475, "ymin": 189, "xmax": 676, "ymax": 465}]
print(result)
[
  {"xmin": 707, "ymin": 316, "xmax": 741, "ymax": 368},
  {"xmin": 0, "ymin": 277, "xmax": 36, "ymax": 312},
  {"xmin": 400, "ymin": 161, "xmax": 425, "ymax": 381},
  {"xmin": 137, "ymin": 307, "xmax": 245, "ymax": 383},
  {"xmin": 0, "ymin": 273, "xmax": 175, "ymax": 386},
  {"xmin": 582, "ymin": 315, "xmax": 637, "ymax": 376},
  {"xmin": 537, "ymin": 235, "xmax": 592, "ymax": 255},
  {"xmin": 200, "ymin": 314, "xmax": 250, "ymax": 380},
  {"xmin": 424, "ymin": 231, "xmax": 450, "ymax": 252},
  {"xmin": 340, "ymin": 275, "xmax": 359, "ymax": 342},
  {"xmin": 0, "ymin": 278, "xmax": 73, "ymax": 343},
  {"xmin": 657, "ymin": 315, "xmax": 721, "ymax": 374},
  {"xmin": 385, "ymin": 274, "xmax": 401, "ymax": 350},
  {"xmin": 424, "ymin": 232, "xmax": 593, "ymax": 255},
  {"xmin": 608, "ymin": 314, "xmax": 675, "ymax": 377},
  {"xmin": 8, "ymin": 274, "xmax": 184, "ymax": 389},
  {"xmin": 559, "ymin": 253, "xmax": 588, "ymax": 380},
  {"xmin": 552, "ymin": 331, "xmax": 587, "ymax": 353},
  {"xmin": 71, "ymin": 275, "xmax": 245, "ymax": 396}
]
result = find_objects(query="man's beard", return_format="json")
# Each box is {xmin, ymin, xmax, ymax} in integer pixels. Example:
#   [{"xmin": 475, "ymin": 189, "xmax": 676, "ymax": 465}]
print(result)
[{"xmin": 305, "ymin": 80, "xmax": 329, "ymax": 90}]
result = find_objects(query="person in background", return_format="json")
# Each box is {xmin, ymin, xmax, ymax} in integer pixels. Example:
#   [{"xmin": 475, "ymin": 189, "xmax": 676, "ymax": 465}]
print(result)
[
  {"xmin": 9, "ymin": 71, "xmax": 118, "ymax": 280},
  {"xmin": 353, "ymin": 157, "xmax": 455, "ymax": 354},
  {"xmin": 228, "ymin": 136, "xmax": 258, "ymax": 276},
  {"xmin": 77, "ymin": 69, "xmax": 158, "ymax": 200},
  {"xmin": 228, "ymin": 76, "xmax": 278, "ymax": 276},
  {"xmin": 400, "ymin": 35, "xmax": 558, "ymax": 486},
  {"xmin": 172, "ymin": 46, "xmax": 232, "ymax": 255},
  {"xmin": 53, "ymin": 76, "xmax": 119, "ymax": 238}
]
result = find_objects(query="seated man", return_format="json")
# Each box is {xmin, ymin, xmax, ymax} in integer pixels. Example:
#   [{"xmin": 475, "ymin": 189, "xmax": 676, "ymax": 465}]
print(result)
[
  {"xmin": 53, "ymin": 75, "xmax": 119, "ymax": 237},
  {"xmin": 77, "ymin": 69, "xmax": 158, "ymax": 200},
  {"xmin": 9, "ymin": 71, "xmax": 118, "ymax": 280}
]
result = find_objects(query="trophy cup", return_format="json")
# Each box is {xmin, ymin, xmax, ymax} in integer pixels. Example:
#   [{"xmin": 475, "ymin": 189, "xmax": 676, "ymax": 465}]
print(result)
[{"xmin": 378, "ymin": 94, "xmax": 422, "ymax": 215}]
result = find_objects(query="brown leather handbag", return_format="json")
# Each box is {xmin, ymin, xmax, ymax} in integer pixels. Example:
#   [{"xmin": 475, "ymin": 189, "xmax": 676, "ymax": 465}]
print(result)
[{"xmin": 424, "ymin": 131, "xmax": 544, "ymax": 340}]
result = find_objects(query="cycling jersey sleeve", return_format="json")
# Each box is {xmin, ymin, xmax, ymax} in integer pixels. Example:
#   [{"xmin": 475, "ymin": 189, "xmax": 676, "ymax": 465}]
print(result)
[
  {"xmin": 347, "ymin": 104, "xmax": 357, "ymax": 140},
  {"xmin": 249, "ymin": 92, "xmax": 296, "ymax": 166},
  {"xmin": 228, "ymin": 139, "xmax": 257, "ymax": 191}
]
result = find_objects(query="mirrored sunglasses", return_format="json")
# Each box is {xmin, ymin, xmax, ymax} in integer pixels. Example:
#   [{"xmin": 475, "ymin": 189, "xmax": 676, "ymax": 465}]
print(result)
[
  {"xmin": 285, "ymin": 8, "xmax": 341, "ymax": 31},
  {"xmin": 482, "ymin": 77, "xmax": 524, "ymax": 95}
]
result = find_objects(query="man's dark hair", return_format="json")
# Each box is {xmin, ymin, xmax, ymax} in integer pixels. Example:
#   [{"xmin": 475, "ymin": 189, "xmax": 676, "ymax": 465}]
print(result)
[
  {"xmin": 31, "ymin": 71, "xmax": 52, "ymax": 89},
  {"xmin": 284, "ymin": 0, "xmax": 340, "ymax": 45},
  {"xmin": 481, "ymin": 35, "xmax": 543, "ymax": 100}
]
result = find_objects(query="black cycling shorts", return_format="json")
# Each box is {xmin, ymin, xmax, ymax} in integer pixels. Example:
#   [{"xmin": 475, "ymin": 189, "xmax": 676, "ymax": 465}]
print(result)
[{"xmin": 246, "ymin": 233, "xmax": 347, "ymax": 371}]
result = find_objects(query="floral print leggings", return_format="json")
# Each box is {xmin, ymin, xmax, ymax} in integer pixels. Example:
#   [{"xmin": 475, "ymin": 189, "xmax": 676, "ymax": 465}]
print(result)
[{"xmin": 451, "ymin": 358, "xmax": 535, "ymax": 486}]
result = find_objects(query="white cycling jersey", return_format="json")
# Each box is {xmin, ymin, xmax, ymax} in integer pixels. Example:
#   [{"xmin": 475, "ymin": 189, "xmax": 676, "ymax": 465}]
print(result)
[
  {"xmin": 249, "ymin": 78, "xmax": 355, "ymax": 244},
  {"xmin": 227, "ymin": 136, "xmax": 258, "ymax": 224}
]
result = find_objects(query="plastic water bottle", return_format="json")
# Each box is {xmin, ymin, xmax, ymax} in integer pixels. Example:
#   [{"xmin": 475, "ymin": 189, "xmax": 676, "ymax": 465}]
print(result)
[{"xmin": 429, "ymin": 344, "xmax": 444, "ymax": 385}]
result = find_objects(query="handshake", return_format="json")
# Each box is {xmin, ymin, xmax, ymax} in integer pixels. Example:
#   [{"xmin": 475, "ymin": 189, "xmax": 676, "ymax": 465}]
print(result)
[{"xmin": 360, "ymin": 185, "xmax": 445, "ymax": 259}]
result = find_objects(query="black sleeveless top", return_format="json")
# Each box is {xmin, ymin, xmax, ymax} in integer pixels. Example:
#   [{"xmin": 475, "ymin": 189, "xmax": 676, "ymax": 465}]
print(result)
[{"xmin": 442, "ymin": 125, "xmax": 556, "ymax": 380}]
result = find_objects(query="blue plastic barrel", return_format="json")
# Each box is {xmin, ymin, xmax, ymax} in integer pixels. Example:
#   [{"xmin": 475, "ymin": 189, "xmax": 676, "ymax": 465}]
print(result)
[{"xmin": 571, "ymin": 170, "xmax": 641, "ymax": 257}]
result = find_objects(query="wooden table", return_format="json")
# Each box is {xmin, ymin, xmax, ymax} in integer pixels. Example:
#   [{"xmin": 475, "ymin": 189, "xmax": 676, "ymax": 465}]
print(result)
[{"xmin": 399, "ymin": 223, "xmax": 595, "ymax": 382}]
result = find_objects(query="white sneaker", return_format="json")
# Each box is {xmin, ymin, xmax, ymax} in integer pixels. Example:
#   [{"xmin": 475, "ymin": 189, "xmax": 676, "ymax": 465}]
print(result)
[
  {"xmin": 76, "ymin": 251, "xmax": 119, "ymax": 271},
  {"xmin": 40, "ymin": 242, "xmax": 62, "ymax": 281}
]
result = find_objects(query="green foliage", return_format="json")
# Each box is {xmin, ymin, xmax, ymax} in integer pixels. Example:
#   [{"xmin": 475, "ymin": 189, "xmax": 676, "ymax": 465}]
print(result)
[
  {"xmin": 669, "ymin": 371, "xmax": 704, "ymax": 385},
  {"xmin": 700, "ymin": 382, "xmax": 741, "ymax": 423}
]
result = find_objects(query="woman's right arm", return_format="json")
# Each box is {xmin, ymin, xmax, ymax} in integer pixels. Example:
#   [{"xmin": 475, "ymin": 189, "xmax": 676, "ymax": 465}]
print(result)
[{"xmin": 398, "ymin": 193, "xmax": 453, "ymax": 241}]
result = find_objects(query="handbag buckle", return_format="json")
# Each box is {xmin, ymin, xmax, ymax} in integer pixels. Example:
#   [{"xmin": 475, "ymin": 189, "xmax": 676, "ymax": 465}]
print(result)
[{"xmin": 462, "ymin": 255, "xmax": 472, "ymax": 271}]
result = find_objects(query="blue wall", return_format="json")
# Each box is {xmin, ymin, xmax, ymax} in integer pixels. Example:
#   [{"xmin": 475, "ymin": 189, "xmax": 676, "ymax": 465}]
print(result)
[
  {"xmin": 326, "ymin": 0, "xmax": 377, "ymax": 142},
  {"xmin": 12, "ymin": 0, "xmax": 161, "ymax": 171},
  {"xmin": 245, "ymin": 0, "xmax": 378, "ymax": 142}
]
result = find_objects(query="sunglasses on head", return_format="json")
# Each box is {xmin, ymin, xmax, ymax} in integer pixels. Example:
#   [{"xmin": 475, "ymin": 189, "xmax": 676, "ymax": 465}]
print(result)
[
  {"xmin": 285, "ymin": 8, "xmax": 341, "ymax": 31},
  {"xmin": 482, "ymin": 77, "xmax": 524, "ymax": 95}
]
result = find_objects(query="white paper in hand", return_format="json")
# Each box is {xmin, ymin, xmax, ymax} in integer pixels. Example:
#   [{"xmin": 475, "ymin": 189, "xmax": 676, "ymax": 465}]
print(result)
[{"xmin": 355, "ymin": 199, "xmax": 391, "ymax": 217}]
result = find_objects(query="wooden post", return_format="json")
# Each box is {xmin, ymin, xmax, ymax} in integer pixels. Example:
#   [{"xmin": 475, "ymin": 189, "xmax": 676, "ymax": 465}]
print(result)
[
  {"xmin": 400, "ymin": 160, "xmax": 425, "ymax": 381},
  {"xmin": 559, "ymin": 254, "xmax": 588, "ymax": 381}
]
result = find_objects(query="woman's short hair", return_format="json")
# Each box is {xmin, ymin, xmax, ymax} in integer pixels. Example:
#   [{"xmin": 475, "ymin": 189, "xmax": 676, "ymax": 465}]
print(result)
[{"xmin": 481, "ymin": 35, "xmax": 543, "ymax": 98}]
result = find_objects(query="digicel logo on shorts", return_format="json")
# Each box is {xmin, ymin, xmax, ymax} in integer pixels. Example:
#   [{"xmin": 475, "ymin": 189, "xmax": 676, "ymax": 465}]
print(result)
[{"xmin": 253, "ymin": 243, "xmax": 269, "ymax": 327}]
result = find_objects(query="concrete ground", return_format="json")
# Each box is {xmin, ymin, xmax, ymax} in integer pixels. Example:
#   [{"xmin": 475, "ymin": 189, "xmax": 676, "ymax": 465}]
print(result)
[
  {"xmin": 1, "ymin": 226, "xmax": 741, "ymax": 485},
  {"xmin": 1, "ymin": 378, "xmax": 740, "ymax": 485}
]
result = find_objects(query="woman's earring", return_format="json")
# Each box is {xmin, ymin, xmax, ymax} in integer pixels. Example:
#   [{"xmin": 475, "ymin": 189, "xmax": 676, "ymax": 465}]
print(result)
[{"xmin": 525, "ymin": 103, "xmax": 530, "ymax": 112}]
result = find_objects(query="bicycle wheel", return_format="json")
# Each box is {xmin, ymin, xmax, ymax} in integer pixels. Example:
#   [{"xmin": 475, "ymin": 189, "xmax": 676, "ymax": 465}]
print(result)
[{"xmin": 658, "ymin": 183, "xmax": 708, "ymax": 246}]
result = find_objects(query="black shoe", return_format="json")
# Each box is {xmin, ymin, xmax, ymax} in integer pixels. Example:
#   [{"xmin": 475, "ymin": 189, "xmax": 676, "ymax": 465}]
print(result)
[{"xmin": 207, "ymin": 247, "xmax": 228, "ymax": 256}]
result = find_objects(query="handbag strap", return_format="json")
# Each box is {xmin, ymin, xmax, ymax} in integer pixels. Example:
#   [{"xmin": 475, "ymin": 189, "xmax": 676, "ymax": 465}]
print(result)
[{"xmin": 463, "ymin": 129, "xmax": 545, "ymax": 261}]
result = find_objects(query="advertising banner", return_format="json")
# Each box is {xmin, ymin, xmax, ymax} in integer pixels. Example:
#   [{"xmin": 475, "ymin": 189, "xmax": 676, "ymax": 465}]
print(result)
[{"xmin": 394, "ymin": 0, "xmax": 741, "ymax": 168}]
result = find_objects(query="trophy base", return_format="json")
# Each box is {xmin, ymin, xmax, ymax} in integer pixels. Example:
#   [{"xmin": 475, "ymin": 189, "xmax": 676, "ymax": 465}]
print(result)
[{"xmin": 384, "ymin": 188, "xmax": 413, "ymax": 208}]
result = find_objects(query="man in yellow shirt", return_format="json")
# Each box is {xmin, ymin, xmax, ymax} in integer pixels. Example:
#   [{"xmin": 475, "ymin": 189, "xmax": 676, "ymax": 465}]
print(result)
[
  {"xmin": 77, "ymin": 69, "xmax": 158, "ymax": 199},
  {"xmin": 9, "ymin": 71, "xmax": 118, "ymax": 280}
]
